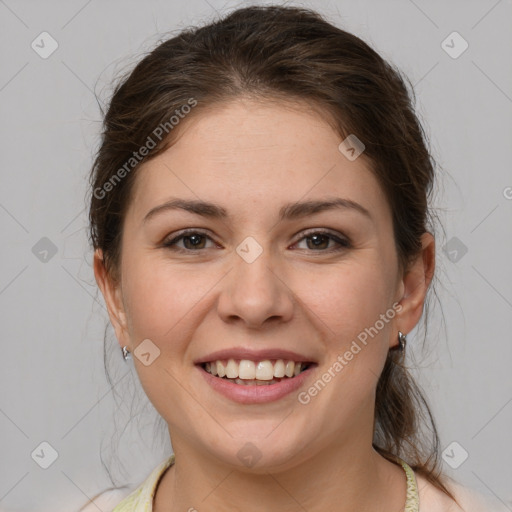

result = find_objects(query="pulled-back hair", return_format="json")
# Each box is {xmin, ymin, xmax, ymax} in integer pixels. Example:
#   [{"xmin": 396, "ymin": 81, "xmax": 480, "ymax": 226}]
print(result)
[{"xmin": 88, "ymin": 4, "xmax": 456, "ymax": 502}]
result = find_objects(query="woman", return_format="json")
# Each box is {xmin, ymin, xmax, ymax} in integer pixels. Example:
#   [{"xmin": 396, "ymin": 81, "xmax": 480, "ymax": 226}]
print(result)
[{"xmin": 84, "ymin": 5, "xmax": 507, "ymax": 512}]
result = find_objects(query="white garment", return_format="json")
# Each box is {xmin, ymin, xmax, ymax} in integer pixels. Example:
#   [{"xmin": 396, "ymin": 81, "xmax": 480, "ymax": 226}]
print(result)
[
  {"xmin": 78, "ymin": 469, "xmax": 511, "ymax": 512},
  {"xmin": 77, "ymin": 487, "xmax": 132, "ymax": 512}
]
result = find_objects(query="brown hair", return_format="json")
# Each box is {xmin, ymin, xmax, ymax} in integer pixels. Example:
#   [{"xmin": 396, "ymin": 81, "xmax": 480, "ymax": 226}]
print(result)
[{"xmin": 88, "ymin": 4, "xmax": 456, "ymax": 502}]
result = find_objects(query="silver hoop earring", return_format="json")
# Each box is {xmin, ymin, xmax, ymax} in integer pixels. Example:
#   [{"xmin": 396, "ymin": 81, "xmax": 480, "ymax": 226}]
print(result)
[
  {"xmin": 122, "ymin": 346, "xmax": 131, "ymax": 361},
  {"xmin": 397, "ymin": 331, "xmax": 407, "ymax": 352}
]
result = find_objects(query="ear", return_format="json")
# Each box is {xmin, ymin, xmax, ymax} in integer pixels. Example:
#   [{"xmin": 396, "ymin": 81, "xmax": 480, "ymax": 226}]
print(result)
[
  {"xmin": 93, "ymin": 249, "xmax": 130, "ymax": 350},
  {"xmin": 394, "ymin": 232, "xmax": 435, "ymax": 338}
]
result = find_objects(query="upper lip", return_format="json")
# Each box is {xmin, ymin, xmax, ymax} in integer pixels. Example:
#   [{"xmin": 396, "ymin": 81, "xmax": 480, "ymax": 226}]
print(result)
[{"xmin": 194, "ymin": 347, "xmax": 317, "ymax": 365}]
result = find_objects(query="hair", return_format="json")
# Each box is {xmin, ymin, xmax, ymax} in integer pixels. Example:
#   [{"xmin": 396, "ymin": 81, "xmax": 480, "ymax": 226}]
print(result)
[{"xmin": 88, "ymin": 4, "xmax": 457, "ymax": 503}]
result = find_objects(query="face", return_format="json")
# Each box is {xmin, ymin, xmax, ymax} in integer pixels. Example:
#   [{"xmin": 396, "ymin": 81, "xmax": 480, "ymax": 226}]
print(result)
[{"xmin": 95, "ymin": 98, "xmax": 431, "ymax": 472}]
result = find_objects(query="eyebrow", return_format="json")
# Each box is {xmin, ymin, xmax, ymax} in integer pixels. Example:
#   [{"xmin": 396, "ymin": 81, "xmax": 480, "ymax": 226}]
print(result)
[{"xmin": 143, "ymin": 196, "xmax": 372, "ymax": 224}]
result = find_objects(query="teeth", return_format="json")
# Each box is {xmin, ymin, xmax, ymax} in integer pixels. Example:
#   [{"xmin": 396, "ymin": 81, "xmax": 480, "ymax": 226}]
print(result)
[
  {"xmin": 239, "ymin": 360, "xmax": 256, "ymax": 379},
  {"xmin": 225, "ymin": 359, "xmax": 238, "ymax": 378},
  {"xmin": 217, "ymin": 360, "xmax": 226, "ymax": 378},
  {"xmin": 203, "ymin": 358, "xmax": 310, "ymax": 380},
  {"xmin": 255, "ymin": 360, "xmax": 274, "ymax": 380},
  {"xmin": 231, "ymin": 377, "xmax": 281, "ymax": 386},
  {"xmin": 285, "ymin": 361, "xmax": 295, "ymax": 378},
  {"xmin": 273, "ymin": 359, "xmax": 285, "ymax": 378}
]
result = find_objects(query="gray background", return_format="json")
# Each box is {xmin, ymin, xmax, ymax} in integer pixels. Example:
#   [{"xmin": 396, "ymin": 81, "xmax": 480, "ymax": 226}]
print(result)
[{"xmin": 1, "ymin": 0, "xmax": 511, "ymax": 510}]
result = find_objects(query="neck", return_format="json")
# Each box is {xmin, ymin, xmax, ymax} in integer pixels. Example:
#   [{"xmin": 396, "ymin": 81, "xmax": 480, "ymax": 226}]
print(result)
[{"xmin": 153, "ymin": 434, "xmax": 407, "ymax": 512}]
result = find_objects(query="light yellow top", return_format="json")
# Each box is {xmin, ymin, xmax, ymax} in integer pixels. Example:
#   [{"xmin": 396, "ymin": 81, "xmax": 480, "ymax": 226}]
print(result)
[{"xmin": 111, "ymin": 454, "xmax": 420, "ymax": 512}]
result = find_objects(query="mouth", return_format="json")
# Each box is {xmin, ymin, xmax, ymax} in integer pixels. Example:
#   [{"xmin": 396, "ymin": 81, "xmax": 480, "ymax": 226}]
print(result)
[
  {"xmin": 198, "ymin": 358, "xmax": 316, "ymax": 386},
  {"xmin": 194, "ymin": 348, "xmax": 318, "ymax": 403}
]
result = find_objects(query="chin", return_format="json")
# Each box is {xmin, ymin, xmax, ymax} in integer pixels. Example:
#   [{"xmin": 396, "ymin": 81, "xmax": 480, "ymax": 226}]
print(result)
[{"xmin": 210, "ymin": 430, "xmax": 309, "ymax": 473}]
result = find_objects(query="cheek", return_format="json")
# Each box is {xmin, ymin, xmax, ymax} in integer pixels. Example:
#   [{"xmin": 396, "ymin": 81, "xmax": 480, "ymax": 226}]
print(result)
[
  {"xmin": 119, "ymin": 246, "xmax": 396, "ymax": 433},
  {"xmin": 296, "ymin": 260, "xmax": 395, "ymax": 403},
  {"xmin": 295, "ymin": 259, "xmax": 394, "ymax": 344},
  {"xmin": 122, "ymin": 248, "xmax": 396, "ymax": 353},
  {"xmin": 294, "ymin": 263, "xmax": 395, "ymax": 418},
  {"xmin": 121, "ymin": 252, "xmax": 208, "ymax": 341},
  {"xmin": 119, "ymin": 256, "xmax": 208, "ymax": 418}
]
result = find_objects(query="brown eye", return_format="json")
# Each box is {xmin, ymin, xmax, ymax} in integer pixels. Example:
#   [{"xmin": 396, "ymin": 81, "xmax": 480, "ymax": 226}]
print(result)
[
  {"xmin": 293, "ymin": 230, "xmax": 351, "ymax": 253},
  {"xmin": 162, "ymin": 228, "xmax": 351, "ymax": 254},
  {"xmin": 163, "ymin": 230, "xmax": 216, "ymax": 252}
]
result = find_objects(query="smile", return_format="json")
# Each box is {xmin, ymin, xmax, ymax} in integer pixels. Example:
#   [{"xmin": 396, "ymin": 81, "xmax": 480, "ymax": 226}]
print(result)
[
  {"xmin": 197, "ymin": 359, "xmax": 317, "ymax": 404},
  {"xmin": 202, "ymin": 359, "xmax": 312, "ymax": 385}
]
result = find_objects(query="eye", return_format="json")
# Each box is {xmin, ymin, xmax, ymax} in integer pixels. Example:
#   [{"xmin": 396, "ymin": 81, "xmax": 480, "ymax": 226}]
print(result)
[
  {"xmin": 163, "ymin": 228, "xmax": 351, "ymax": 254},
  {"xmin": 162, "ymin": 229, "xmax": 216, "ymax": 252},
  {"xmin": 292, "ymin": 229, "xmax": 351, "ymax": 253}
]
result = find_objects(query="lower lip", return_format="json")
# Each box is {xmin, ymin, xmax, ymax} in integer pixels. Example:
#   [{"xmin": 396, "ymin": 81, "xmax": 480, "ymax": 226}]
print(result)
[{"xmin": 197, "ymin": 364, "xmax": 316, "ymax": 404}]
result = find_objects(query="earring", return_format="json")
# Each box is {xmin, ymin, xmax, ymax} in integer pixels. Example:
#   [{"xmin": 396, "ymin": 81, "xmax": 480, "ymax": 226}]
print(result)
[
  {"xmin": 122, "ymin": 346, "xmax": 131, "ymax": 361},
  {"xmin": 397, "ymin": 331, "xmax": 407, "ymax": 352}
]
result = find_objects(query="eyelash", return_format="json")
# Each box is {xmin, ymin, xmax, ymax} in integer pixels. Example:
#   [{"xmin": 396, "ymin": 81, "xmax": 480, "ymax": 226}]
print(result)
[{"xmin": 162, "ymin": 228, "xmax": 351, "ymax": 254}]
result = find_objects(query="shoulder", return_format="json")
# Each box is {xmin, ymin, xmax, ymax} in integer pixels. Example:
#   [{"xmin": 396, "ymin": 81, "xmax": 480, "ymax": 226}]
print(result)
[
  {"xmin": 78, "ymin": 455, "xmax": 175, "ymax": 512},
  {"xmin": 415, "ymin": 472, "xmax": 510, "ymax": 512},
  {"xmin": 77, "ymin": 487, "xmax": 135, "ymax": 512}
]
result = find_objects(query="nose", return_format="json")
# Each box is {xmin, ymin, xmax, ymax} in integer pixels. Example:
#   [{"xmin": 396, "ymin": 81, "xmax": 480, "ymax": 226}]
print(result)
[{"xmin": 217, "ymin": 244, "xmax": 295, "ymax": 329}]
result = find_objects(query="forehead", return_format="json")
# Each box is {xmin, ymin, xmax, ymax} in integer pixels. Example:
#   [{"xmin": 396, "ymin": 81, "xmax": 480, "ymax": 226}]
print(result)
[{"xmin": 126, "ymin": 98, "xmax": 390, "ymax": 226}]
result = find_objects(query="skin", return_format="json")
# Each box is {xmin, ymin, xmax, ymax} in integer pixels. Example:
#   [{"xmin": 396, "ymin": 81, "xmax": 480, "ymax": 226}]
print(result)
[{"xmin": 94, "ymin": 97, "xmax": 435, "ymax": 512}]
